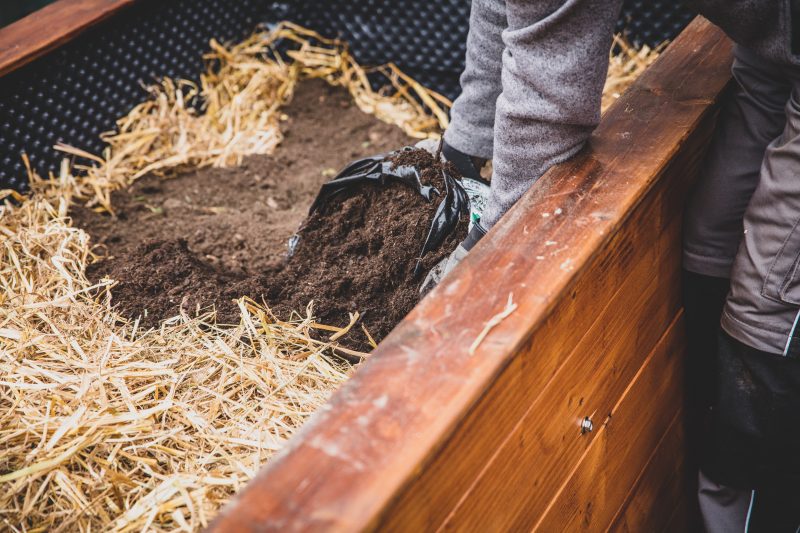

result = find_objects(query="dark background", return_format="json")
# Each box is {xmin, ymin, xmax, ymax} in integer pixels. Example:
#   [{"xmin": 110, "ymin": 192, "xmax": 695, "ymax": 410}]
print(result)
[
  {"xmin": 0, "ymin": 0, "xmax": 57, "ymax": 27},
  {"xmin": 0, "ymin": 0, "xmax": 695, "ymax": 190}
]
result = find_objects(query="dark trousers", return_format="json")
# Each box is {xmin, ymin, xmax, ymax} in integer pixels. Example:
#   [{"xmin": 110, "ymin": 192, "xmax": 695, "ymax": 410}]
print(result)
[
  {"xmin": 683, "ymin": 44, "xmax": 800, "ymax": 532},
  {"xmin": 685, "ymin": 272, "xmax": 800, "ymax": 532}
]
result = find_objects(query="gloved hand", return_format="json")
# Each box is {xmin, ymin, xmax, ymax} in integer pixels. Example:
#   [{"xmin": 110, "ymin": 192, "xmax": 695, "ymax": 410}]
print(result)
[
  {"xmin": 416, "ymin": 138, "xmax": 491, "ymax": 294},
  {"xmin": 415, "ymin": 138, "xmax": 487, "ymax": 183},
  {"xmin": 420, "ymin": 213, "xmax": 487, "ymax": 294}
]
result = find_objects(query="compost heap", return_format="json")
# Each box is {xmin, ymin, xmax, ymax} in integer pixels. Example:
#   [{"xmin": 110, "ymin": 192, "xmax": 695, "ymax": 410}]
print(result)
[{"xmin": 73, "ymin": 82, "xmax": 464, "ymax": 352}]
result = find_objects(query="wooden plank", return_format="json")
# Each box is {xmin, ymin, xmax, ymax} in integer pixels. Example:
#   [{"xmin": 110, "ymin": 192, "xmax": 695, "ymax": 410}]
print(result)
[
  {"xmin": 0, "ymin": 0, "xmax": 137, "ymax": 78},
  {"xmin": 391, "ymin": 171, "xmax": 685, "ymax": 531},
  {"xmin": 534, "ymin": 313, "xmax": 686, "ymax": 531},
  {"xmin": 432, "ymin": 229, "xmax": 683, "ymax": 531},
  {"xmin": 609, "ymin": 410, "xmax": 692, "ymax": 532},
  {"xmin": 209, "ymin": 18, "xmax": 733, "ymax": 532},
  {"xmin": 382, "ymin": 170, "xmax": 687, "ymax": 530},
  {"xmin": 382, "ymin": 30, "xmax": 722, "ymax": 530}
]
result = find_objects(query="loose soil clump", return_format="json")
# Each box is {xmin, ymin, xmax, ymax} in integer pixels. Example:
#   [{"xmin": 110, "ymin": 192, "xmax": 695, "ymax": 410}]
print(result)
[{"xmin": 74, "ymin": 80, "xmax": 466, "ymax": 350}]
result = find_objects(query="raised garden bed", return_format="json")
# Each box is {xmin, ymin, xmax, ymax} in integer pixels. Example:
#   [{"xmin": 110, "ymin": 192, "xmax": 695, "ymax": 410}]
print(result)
[
  {"xmin": 1, "ymin": 22, "xmax": 462, "ymax": 531},
  {"xmin": 209, "ymin": 17, "xmax": 735, "ymax": 532},
  {"xmin": 0, "ymin": 2, "xmax": 722, "ymax": 531}
]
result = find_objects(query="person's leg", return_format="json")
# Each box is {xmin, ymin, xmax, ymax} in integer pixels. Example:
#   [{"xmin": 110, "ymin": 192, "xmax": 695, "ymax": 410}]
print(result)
[
  {"xmin": 444, "ymin": 0, "xmax": 507, "ymax": 162},
  {"xmin": 702, "ymin": 62, "xmax": 800, "ymax": 530},
  {"xmin": 480, "ymin": 0, "xmax": 622, "ymax": 228},
  {"xmin": 698, "ymin": 470, "xmax": 752, "ymax": 533},
  {"xmin": 721, "ymin": 78, "xmax": 800, "ymax": 356},
  {"xmin": 683, "ymin": 45, "xmax": 791, "ymax": 279},
  {"xmin": 681, "ymin": 45, "xmax": 792, "ymax": 528},
  {"xmin": 704, "ymin": 332, "xmax": 800, "ymax": 531},
  {"xmin": 702, "ymin": 468, "xmax": 800, "ymax": 532}
]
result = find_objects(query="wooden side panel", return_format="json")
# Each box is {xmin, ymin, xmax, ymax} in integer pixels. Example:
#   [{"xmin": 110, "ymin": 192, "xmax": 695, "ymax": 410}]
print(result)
[
  {"xmin": 383, "ymin": 58, "xmax": 720, "ymax": 531},
  {"xmin": 209, "ymin": 18, "xmax": 734, "ymax": 533},
  {"xmin": 393, "ymin": 177, "xmax": 685, "ymax": 531},
  {"xmin": 535, "ymin": 313, "xmax": 686, "ymax": 531},
  {"xmin": 414, "ymin": 107, "xmax": 711, "ymax": 532},
  {"xmin": 0, "ymin": 0, "xmax": 137, "ymax": 77},
  {"xmin": 609, "ymin": 411, "xmax": 692, "ymax": 533},
  {"xmin": 384, "ymin": 182, "xmax": 681, "ymax": 531}
]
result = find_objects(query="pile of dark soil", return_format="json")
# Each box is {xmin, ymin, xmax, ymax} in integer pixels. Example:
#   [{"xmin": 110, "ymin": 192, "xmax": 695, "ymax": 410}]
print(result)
[{"xmin": 74, "ymin": 80, "xmax": 466, "ymax": 350}]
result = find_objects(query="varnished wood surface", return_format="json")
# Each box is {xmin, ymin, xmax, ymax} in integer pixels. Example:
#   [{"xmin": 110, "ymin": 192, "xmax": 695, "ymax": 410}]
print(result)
[
  {"xmin": 0, "ymin": 0, "xmax": 137, "ymax": 78},
  {"xmin": 210, "ymin": 17, "xmax": 734, "ymax": 532},
  {"xmin": 403, "ymin": 69, "xmax": 721, "ymax": 531},
  {"xmin": 535, "ymin": 313, "xmax": 686, "ymax": 531},
  {"xmin": 610, "ymin": 408, "xmax": 692, "ymax": 532}
]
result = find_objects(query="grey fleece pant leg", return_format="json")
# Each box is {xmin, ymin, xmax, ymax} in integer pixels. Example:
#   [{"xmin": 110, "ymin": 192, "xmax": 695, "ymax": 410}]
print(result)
[
  {"xmin": 445, "ymin": 0, "xmax": 622, "ymax": 228},
  {"xmin": 484, "ymin": 0, "xmax": 622, "ymax": 228},
  {"xmin": 444, "ymin": 0, "xmax": 506, "ymax": 161}
]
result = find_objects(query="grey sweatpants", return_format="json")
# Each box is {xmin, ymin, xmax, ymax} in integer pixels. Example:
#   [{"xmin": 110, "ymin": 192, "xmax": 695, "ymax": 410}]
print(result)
[{"xmin": 444, "ymin": 0, "xmax": 622, "ymax": 228}]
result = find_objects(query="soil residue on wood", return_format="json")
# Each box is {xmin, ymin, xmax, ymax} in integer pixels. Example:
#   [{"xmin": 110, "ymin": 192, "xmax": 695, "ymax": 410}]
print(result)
[{"xmin": 73, "ymin": 80, "xmax": 466, "ymax": 350}]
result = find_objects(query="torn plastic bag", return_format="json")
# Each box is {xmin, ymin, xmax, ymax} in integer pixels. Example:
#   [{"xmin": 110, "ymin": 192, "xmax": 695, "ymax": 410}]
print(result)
[
  {"xmin": 461, "ymin": 176, "xmax": 491, "ymax": 231},
  {"xmin": 293, "ymin": 147, "xmax": 470, "ymax": 277}
]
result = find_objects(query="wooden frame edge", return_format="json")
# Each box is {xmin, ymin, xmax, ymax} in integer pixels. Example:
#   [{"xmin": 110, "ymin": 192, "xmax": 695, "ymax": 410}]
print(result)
[{"xmin": 0, "ymin": 0, "xmax": 138, "ymax": 78}]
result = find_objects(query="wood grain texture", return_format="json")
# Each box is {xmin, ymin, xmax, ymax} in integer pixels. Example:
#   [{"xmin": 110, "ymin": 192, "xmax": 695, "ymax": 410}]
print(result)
[
  {"xmin": 384, "ymin": 105, "xmax": 717, "ymax": 531},
  {"xmin": 609, "ymin": 408, "xmax": 692, "ymax": 533},
  {"xmin": 535, "ymin": 313, "xmax": 686, "ymax": 531},
  {"xmin": 431, "ymin": 214, "xmax": 684, "ymax": 532},
  {"xmin": 0, "ymin": 0, "xmax": 137, "ymax": 77},
  {"xmin": 385, "ymin": 191, "xmax": 685, "ymax": 531},
  {"xmin": 412, "ymin": 80, "xmax": 718, "ymax": 531},
  {"xmin": 209, "ymin": 17, "xmax": 733, "ymax": 532}
]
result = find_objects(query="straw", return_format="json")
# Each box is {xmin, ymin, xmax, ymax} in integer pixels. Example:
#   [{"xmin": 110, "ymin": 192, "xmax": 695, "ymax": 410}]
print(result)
[
  {"xmin": 0, "ymin": 23, "xmax": 660, "ymax": 532},
  {"xmin": 0, "ymin": 186, "xmax": 353, "ymax": 531},
  {"xmin": 54, "ymin": 21, "xmax": 453, "ymax": 214},
  {"xmin": 603, "ymin": 34, "xmax": 665, "ymax": 113}
]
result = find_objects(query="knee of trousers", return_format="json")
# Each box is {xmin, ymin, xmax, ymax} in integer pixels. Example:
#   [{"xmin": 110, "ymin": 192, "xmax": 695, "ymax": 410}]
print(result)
[
  {"xmin": 682, "ymin": 198, "xmax": 744, "ymax": 279},
  {"xmin": 682, "ymin": 176, "xmax": 747, "ymax": 279}
]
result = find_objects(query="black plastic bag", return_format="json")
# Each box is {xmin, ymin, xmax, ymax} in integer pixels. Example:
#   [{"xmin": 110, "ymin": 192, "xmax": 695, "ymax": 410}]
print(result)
[{"xmin": 298, "ymin": 147, "xmax": 469, "ymax": 277}]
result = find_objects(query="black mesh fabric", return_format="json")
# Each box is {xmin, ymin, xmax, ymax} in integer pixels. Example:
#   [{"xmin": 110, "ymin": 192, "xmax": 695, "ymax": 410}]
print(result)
[
  {"xmin": 268, "ymin": 0, "xmax": 471, "ymax": 106},
  {"xmin": 0, "ymin": 0, "xmax": 266, "ymax": 191},
  {"xmin": 271, "ymin": 0, "xmax": 695, "ymax": 104},
  {"xmin": 0, "ymin": 0, "xmax": 695, "ymax": 191},
  {"xmin": 617, "ymin": 1, "xmax": 696, "ymax": 48}
]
